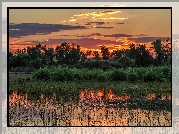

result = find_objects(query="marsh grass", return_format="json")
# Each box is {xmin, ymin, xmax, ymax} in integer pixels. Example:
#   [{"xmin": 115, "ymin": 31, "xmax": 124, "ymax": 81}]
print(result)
[{"xmin": 9, "ymin": 79, "xmax": 171, "ymax": 101}]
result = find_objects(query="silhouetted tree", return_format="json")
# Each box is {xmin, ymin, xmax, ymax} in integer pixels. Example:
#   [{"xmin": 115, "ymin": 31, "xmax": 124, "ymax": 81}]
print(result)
[
  {"xmin": 151, "ymin": 39, "xmax": 171, "ymax": 66},
  {"xmin": 80, "ymin": 50, "xmax": 92, "ymax": 62},
  {"xmin": 125, "ymin": 44, "xmax": 153, "ymax": 67},
  {"xmin": 101, "ymin": 45, "xmax": 110, "ymax": 60},
  {"xmin": 110, "ymin": 49, "xmax": 125, "ymax": 60},
  {"xmin": 55, "ymin": 42, "xmax": 81, "ymax": 65},
  {"xmin": 93, "ymin": 51, "xmax": 100, "ymax": 60},
  {"xmin": 68, "ymin": 44, "xmax": 81, "ymax": 65}
]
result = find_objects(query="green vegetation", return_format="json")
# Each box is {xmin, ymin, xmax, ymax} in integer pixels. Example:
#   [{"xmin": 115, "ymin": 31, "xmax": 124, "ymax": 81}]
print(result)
[
  {"xmin": 8, "ymin": 38, "xmax": 172, "ymax": 108},
  {"xmin": 9, "ymin": 78, "xmax": 170, "ymax": 102},
  {"xmin": 8, "ymin": 39, "xmax": 171, "ymax": 72},
  {"xmin": 31, "ymin": 65, "xmax": 171, "ymax": 82}
]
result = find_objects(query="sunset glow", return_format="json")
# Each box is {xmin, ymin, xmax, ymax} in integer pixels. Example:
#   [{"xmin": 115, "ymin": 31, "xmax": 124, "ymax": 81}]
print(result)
[{"xmin": 9, "ymin": 8, "xmax": 171, "ymax": 54}]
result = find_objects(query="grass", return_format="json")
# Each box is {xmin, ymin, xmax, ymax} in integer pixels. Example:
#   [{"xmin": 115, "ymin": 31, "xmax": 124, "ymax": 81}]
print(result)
[
  {"xmin": 9, "ymin": 75, "xmax": 171, "ymax": 101},
  {"xmin": 8, "ymin": 65, "xmax": 171, "ymax": 112},
  {"xmin": 8, "ymin": 71, "xmax": 172, "ymax": 126}
]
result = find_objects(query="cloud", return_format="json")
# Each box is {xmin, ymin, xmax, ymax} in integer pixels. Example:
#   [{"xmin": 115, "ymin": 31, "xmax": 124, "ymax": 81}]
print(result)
[
  {"xmin": 9, "ymin": 23, "xmax": 87, "ymax": 38},
  {"xmin": 77, "ymin": 33, "xmax": 147, "ymax": 38},
  {"xmin": 116, "ymin": 22, "xmax": 127, "ymax": 24},
  {"xmin": 103, "ymin": 34, "xmax": 133, "ymax": 38},
  {"xmin": 85, "ymin": 22, "xmax": 109, "ymax": 25},
  {"xmin": 127, "ymin": 37, "xmax": 170, "ymax": 43},
  {"xmin": 93, "ymin": 26, "xmax": 113, "ymax": 29},
  {"xmin": 61, "ymin": 10, "xmax": 128, "ymax": 23},
  {"xmin": 77, "ymin": 33, "xmax": 102, "ymax": 37},
  {"xmin": 10, "ymin": 38, "xmax": 119, "ymax": 49}
]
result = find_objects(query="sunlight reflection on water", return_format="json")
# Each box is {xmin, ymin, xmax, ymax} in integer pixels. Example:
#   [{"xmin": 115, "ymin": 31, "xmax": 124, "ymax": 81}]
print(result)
[{"xmin": 6, "ymin": 92, "xmax": 172, "ymax": 127}]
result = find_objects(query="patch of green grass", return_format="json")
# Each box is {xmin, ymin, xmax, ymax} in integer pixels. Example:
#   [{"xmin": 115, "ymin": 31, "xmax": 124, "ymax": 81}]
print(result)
[{"xmin": 9, "ymin": 78, "xmax": 171, "ymax": 101}]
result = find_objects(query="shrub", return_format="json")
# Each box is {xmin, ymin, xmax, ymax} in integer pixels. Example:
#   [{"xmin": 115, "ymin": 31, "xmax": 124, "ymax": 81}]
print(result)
[
  {"xmin": 126, "ymin": 69, "xmax": 139, "ymax": 81},
  {"xmin": 33, "ymin": 67, "xmax": 51, "ymax": 81},
  {"xmin": 133, "ymin": 67, "xmax": 146, "ymax": 80},
  {"xmin": 118, "ymin": 57, "xmax": 135, "ymax": 69},
  {"xmin": 99, "ymin": 62, "xmax": 109, "ymax": 71},
  {"xmin": 160, "ymin": 66, "xmax": 170, "ymax": 78},
  {"xmin": 110, "ymin": 69, "xmax": 126, "ymax": 81},
  {"xmin": 73, "ymin": 69, "xmax": 83, "ymax": 80},
  {"xmin": 32, "ymin": 65, "xmax": 171, "ymax": 82},
  {"xmin": 29, "ymin": 58, "xmax": 43, "ymax": 69},
  {"xmin": 97, "ymin": 73, "xmax": 107, "ymax": 81},
  {"xmin": 51, "ymin": 66, "xmax": 75, "ymax": 81},
  {"xmin": 151, "ymin": 66, "xmax": 166, "ymax": 82},
  {"xmin": 143, "ymin": 68, "xmax": 156, "ymax": 82},
  {"xmin": 155, "ymin": 72, "xmax": 165, "ymax": 82}
]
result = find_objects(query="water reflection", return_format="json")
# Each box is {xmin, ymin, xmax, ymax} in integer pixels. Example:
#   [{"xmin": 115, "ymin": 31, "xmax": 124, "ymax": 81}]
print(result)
[{"xmin": 8, "ymin": 91, "xmax": 171, "ymax": 126}]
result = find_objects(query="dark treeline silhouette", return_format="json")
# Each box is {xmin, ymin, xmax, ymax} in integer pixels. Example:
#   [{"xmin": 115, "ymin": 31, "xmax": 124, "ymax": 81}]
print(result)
[{"xmin": 9, "ymin": 39, "xmax": 171, "ymax": 71}]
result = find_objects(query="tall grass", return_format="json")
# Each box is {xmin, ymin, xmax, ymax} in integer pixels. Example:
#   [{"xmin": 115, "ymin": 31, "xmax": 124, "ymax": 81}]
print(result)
[
  {"xmin": 32, "ymin": 65, "xmax": 171, "ymax": 82},
  {"xmin": 9, "ymin": 80, "xmax": 171, "ymax": 102}
]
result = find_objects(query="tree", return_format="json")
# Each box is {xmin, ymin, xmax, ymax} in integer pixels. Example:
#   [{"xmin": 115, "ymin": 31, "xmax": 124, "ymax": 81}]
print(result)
[
  {"xmin": 125, "ymin": 44, "xmax": 153, "ymax": 67},
  {"xmin": 68, "ymin": 44, "xmax": 81, "ymax": 65},
  {"xmin": 135, "ymin": 44, "xmax": 153, "ymax": 67},
  {"xmin": 151, "ymin": 39, "xmax": 171, "ymax": 66},
  {"xmin": 10, "ymin": 53, "xmax": 31, "ymax": 68},
  {"xmin": 118, "ymin": 57, "xmax": 135, "ymax": 69},
  {"xmin": 29, "ymin": 58, "xmax": 43, "ymax": 69},
  {"xmin": 27, "ymin": 46, "xmax": 41, "ymax": 60},
  {"xmin": 14, "ymin": 48, "xmax": 26, "ymax": 55},
  {"xmin": 93, "ymin": 51, "xmax": 100, "ymax": 60},
  {"xmin": 55, "ymin": 42, "xmax": 81, "ymax": 65},
  {"xmin": 101, "ymin": 45, "xmax": 110, "ymax": 60},
  {"xmin": 110, "ymin": 49, "xmax": 125, "ymax": 60},
  {"xmin": 80, "ymin": 50, "xmax": 92, "ymax": 62}
]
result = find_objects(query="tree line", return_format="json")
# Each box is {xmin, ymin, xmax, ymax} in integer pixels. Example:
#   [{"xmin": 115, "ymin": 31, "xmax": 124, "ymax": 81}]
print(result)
[{"xmin": 8, "ymin": 39, "xmax": 171, "ymax": 71}]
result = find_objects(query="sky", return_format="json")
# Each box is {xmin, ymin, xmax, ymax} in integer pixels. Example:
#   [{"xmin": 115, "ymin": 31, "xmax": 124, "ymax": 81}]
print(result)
[
  {"xmin": 2, "ymin": 2, "xmax": 179, "ymax": 54},
  {"xmin": 8, "ymin": 8, "xmax": 171, "ymax": 53}
]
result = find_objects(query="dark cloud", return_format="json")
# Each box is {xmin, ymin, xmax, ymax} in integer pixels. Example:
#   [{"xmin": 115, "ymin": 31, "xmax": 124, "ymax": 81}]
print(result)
[
  {"xmin": 93, "ymin": 26, "xmax": 113, "ymax": 29},
  {"xmin": 22, "ymin": 38, "xmax": 119, "ymax": 49},
  {"xmin": 60, "ymin": 35, "xmax": 69, "ymax": 36},
  {"xmin": 9, "ymin": 23, "xmax": 87, "ymax": 38},
  {"xmin": 59, "ymin": 34, "xmax": 78, "ymax": 37},
  {"xmin": 77, "ymin": 33, "xmax": 102, "ymax": 37},
  {"xmin": 76, "ymin": 33, "xmax": 148, "ymax": 38},
  {"xmin": 77, "ymin": 33, "xmax": 134, "ymax": 38},
  {"xmin": 103, "ymin": 34, "xmax": 133, "ymax": 38},
  {"xmin": 128, "ymin": 37, "xmax": 171, "ymax": 43},
  {"xmin": 116, "ymin": 22, "xmax": 127, "ymax": 24},
  {"xmin": 135, "ymin": 34, "xmax": 147, "ymax": 36},
  {"xmin": 91, "ymin": 33, "xmax": 102, "ymax": 36},
  {"xmin": 85, "ymin": 22, "xmax": 109, "ymax": 25}
]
